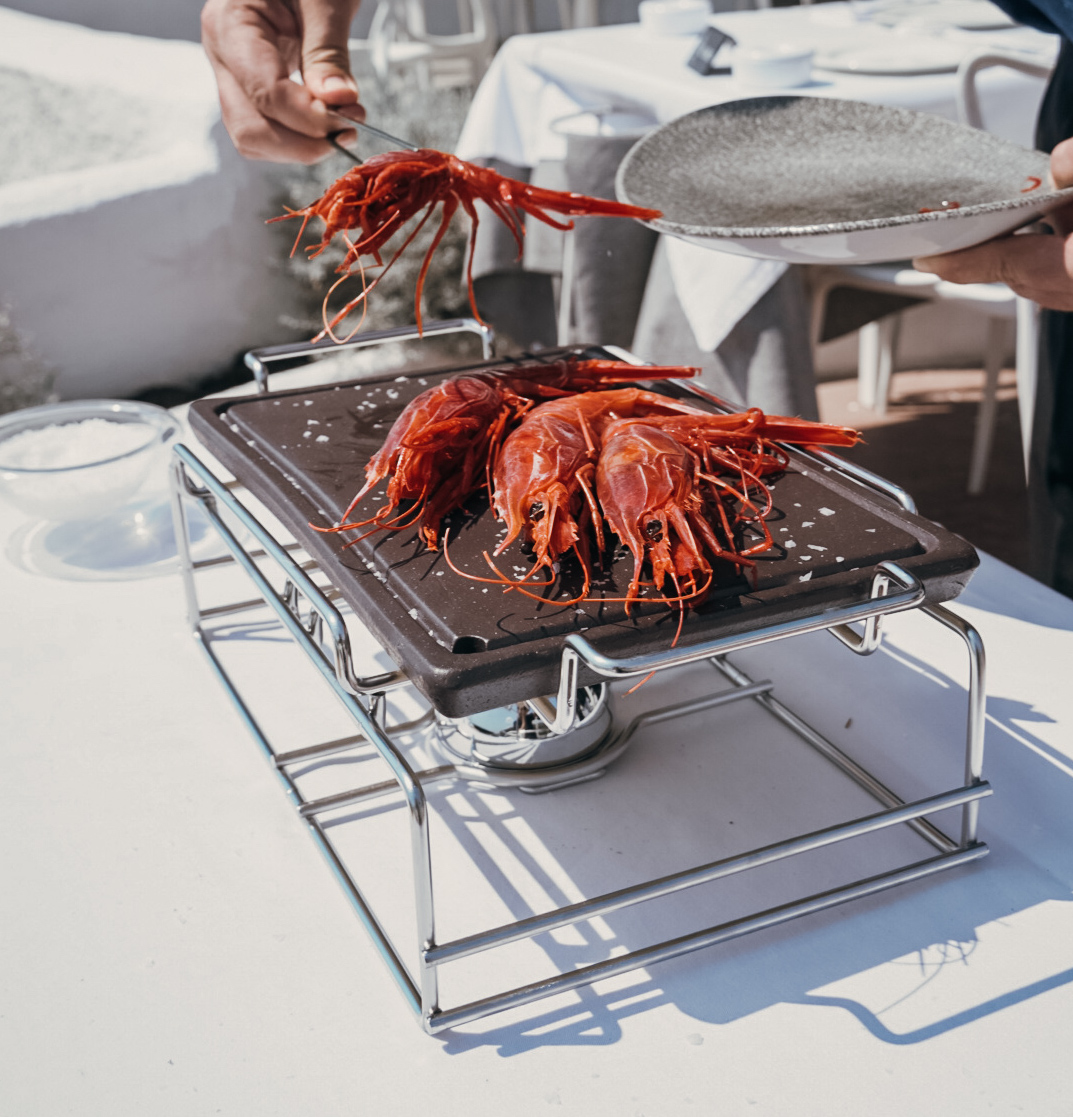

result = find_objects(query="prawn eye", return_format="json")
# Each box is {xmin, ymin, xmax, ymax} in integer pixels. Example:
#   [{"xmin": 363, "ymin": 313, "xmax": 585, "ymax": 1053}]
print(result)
[
  {"xmin": 529, "ymin": 502, "xmax": 545, "ymax": 521},
  {"xmin": 645, "ymin": 520, "xmax": 663, "ymax": 541}
]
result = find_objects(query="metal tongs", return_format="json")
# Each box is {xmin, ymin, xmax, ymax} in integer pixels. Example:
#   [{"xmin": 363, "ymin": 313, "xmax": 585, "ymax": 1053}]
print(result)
[{"xmin": 328, "ymin": 119, "xmax": 419, "ymax": 165}]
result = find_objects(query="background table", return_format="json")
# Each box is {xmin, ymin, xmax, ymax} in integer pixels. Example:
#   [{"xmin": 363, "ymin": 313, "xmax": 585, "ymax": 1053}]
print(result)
[
  {"xmin": 2, "ymin": 376, "xmax": 1073, "ymax": 1113},
  {"xmin": 455, "ymin": 5, "xmax": 1057, "ymax": 412},
  {"xmin": 458, "ymin": 5, "xmax": 1057, "ymax": 167}
]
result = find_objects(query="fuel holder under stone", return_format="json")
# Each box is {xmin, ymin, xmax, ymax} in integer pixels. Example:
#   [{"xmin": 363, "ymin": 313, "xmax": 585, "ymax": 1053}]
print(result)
[
  {"xmin": 188, "ymin": 346, "xmax": 978, "ymax": 718},
  {"xmin": 175, "ymin": 333, "xmax": 991, "ymax": 1033}
]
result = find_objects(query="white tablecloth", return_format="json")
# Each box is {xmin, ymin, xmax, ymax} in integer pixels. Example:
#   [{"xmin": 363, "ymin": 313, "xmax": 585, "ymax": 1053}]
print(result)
[
  {"xmin": 3, "ymin": 376, "xmax": 1073, "ymax": 1112},
  {"xmin": 456, "ymin": 4, "xmax": 1057, "ymax": 351}
]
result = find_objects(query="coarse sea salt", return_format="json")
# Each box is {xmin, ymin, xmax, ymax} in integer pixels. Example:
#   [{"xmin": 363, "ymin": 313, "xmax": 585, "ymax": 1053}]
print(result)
[{"xmin": 0, "ymin": 418, "xmax": 150, "ymax": 470}]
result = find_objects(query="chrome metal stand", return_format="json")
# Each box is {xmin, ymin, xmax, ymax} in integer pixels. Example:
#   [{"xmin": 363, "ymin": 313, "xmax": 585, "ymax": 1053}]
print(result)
[
  {"xmin": 243, "ymin": 317, "xmax": 494, "ymax": 393},
  {"xmin": 170, "ymin": 437, "xmax": 990, "ymax": 1034}
]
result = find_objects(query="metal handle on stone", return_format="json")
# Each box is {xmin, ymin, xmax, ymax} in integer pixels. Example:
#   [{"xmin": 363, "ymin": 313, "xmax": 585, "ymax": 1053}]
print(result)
[{"xmin": 564, "ymin": 561, "xmax": 924, "ymax": 680}]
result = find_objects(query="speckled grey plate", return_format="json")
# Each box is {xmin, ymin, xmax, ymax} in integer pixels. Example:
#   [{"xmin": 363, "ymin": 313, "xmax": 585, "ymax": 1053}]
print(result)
[{"xmin": 615, "ymin": 97, "xmax": 1073, "ymax": 264}]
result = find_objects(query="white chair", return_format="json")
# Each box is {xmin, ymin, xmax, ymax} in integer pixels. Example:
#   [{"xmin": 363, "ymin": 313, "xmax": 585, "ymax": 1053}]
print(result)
[
  {"xmin": 511, "ymin": 0, "xmax": 576, "ymax": 35},
  {"xmin": 809, "ymin": 264, "xmax": 1038, "ymax": 494},
  {"xmin": 809, "ymin": 48, "xmax": 1054, "ymax": 494},
  {"xmin": 350, "ymin": 0, "xmax": 497, "ymax": 91}
]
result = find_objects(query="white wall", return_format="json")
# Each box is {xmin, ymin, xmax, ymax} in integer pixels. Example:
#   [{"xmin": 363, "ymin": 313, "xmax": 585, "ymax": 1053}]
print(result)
[
  {"xmin": 0, "ymin": 8, "xmax": 298, "ymax": 399},
  {"xmin": 1, "ymin": 136, "xmax": 297, "ymax": 399},
  {"xmin": 0, "ymin": 0, "xmax": 207, "ymax": 40}
]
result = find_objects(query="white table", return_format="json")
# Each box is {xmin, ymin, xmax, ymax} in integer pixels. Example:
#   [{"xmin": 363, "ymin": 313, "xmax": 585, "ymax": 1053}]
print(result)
[
  {"xmin": 458, "ymin": 5, "xmax": 1056, "ymax": 165},
  {"xmin": 3, "ymin": 378, "xmax": 1073, "ymax": 1112},
  {"xmin": 456, "ymin": 5, "xmax": 1057, "ymax": 353}
]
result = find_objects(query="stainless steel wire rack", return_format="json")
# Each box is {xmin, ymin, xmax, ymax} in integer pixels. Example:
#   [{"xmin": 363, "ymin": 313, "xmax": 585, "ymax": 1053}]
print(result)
[{"xmin": 170, "ymin": 327, "xmax": 991, "ymax": 1034}]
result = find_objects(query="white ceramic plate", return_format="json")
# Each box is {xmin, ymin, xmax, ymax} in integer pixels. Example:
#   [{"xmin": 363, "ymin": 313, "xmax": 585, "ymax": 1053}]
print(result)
[
  {"xmin": 615, "ymin": 96, "xmax": 1072, "ymax": 265},
  {"xmin": 814, "ymin": 38, "xmax": 968, "ymax": 74}
]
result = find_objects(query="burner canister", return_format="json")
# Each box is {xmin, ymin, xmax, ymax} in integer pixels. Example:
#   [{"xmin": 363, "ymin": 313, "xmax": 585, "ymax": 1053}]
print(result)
[{"xmin": 434, "ymin": 684, "xmax": 612, "ymax": 772}]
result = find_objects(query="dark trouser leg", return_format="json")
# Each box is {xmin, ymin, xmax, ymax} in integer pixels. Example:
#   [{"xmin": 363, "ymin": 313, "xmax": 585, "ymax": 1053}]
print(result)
[
  {"xmin": 1030, "ymin": 308, "xmax": 1073, "ymax": 592},
  {"xmin": 1028, "ymin": 39, "xmax": 1073, "ymax": 591}
]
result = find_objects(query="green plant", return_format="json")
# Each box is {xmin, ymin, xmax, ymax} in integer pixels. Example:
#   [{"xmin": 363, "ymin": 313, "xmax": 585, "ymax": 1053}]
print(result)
[{"xmin": 0, "ymin": 305, "xmax": 56, "ymax": 416}]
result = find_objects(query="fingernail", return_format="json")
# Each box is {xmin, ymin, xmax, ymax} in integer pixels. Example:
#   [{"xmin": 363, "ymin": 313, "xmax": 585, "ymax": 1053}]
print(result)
[
  {"xmin": 912, "ymin": 258, "xmax": 935, "ymax": 273},
  {"xmin": 323, "ymin": 74, "xmax": 356, "ymax": 92}
]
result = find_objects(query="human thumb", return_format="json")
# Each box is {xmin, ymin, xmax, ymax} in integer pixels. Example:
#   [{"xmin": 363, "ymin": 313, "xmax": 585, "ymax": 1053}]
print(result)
[
  {"xmin": 1048, "ymin": 137, "xmax": 1073, "ymax": 237},
  {"xmin": 299, "ymin": 0, "xmax": 364, "ymax": 118},
  {"xmin": 1051, "ymin": 137, "xmax": 1073, "ymax": 190}
]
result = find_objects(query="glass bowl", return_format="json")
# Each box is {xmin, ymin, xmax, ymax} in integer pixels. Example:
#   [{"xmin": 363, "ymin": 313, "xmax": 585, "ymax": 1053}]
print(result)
[{"xmin": 0, "ymin": 400, "xmax": 179, "ymax": 522}]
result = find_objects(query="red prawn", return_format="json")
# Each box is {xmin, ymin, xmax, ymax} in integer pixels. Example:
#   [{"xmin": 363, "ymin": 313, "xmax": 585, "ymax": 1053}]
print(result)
[
  {"xmin": 485, "ymin": 389, "xmax": 715, "ymax": 599},
  {"xmin": 602, "ymin": 410, "xmax": 861, "ymax": 562},
  {"xmin": 270, "ymin": 148, "xmax": 663, "ymax": 340},
  {"xmin": 596, "ymin": 420, "xmax": 737, "ymax": 614},
  {"xmin": 601, "ymin": 408, "xmax": 861, "ymax": 451}
]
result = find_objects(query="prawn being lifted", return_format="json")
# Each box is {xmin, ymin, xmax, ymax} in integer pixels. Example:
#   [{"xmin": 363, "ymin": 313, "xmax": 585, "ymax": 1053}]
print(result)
[{"xmin": 271, "ymin": 148, "xmax": 662, "ymax": 339}]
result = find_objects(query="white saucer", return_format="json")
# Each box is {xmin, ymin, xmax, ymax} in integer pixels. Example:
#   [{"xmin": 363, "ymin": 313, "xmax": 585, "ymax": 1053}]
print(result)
[
  {"xmin": 884, "ymin": 0, "xmax": 1018, "ymax": 30},
  {"xmin": 815, "ymin": 38, "xmax": 968, "ymax": 74}
]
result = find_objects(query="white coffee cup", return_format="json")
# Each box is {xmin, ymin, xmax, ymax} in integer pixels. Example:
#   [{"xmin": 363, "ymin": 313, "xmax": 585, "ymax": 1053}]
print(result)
[
  {"xmin": 732, "ymin": 44, "xmax": 814, "ymax": 88},
  {"xmin": 638, "ymin": 0, "xmax": 712, "ymax": 37}
]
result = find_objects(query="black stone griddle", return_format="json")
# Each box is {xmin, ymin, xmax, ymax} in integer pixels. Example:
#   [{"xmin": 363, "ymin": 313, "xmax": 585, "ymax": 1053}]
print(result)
[{"xmin": 189, "ymin": 348, "xmax": 977, "ymax": 717}]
